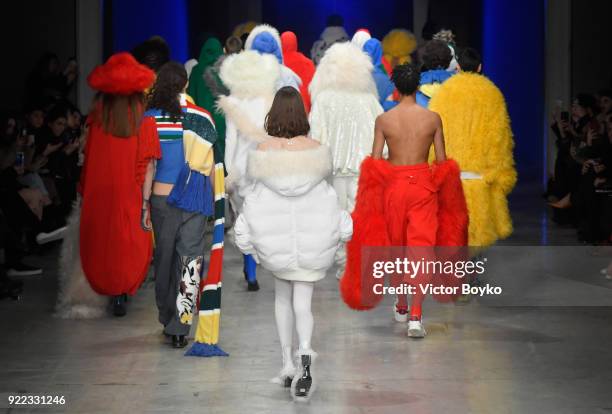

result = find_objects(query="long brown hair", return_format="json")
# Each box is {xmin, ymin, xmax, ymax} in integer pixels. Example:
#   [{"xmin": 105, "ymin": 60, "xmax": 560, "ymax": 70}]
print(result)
[
  {"xmin": 264, "ymin": 86, "xmax": 309, "ymax": 138},
  {"xmin": 146, "ymin": 62, "xmax": 187, "ymax": 121},
  {"xmin": 92, "ymin": 92, "xmax": 145, "ymax": 137}
]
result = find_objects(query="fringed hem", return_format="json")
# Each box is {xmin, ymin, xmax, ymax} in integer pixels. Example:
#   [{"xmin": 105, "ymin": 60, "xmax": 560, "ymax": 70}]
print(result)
[
  {"xmin": 167, "ymin": 166, "xmax": 214, "ymax": 216},
  {"xmin": 185, "ymin": 342, "xmax": 229, "ymax": 357}
]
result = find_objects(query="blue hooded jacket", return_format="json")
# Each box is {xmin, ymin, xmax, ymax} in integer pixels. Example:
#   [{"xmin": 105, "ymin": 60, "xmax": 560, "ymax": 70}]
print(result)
[
  {"xmin": 416, "ymin": 69, "xmax": 453, "ymax": 108},
  {"xmin": 363, "ymin": 38, "xmax": 396, "ymax": 111}
]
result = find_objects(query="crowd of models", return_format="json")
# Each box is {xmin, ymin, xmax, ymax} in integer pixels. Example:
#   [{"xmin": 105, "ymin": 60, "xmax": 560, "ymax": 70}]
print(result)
[{"xmin": 61, "ymin": 20, "xmax": 516, "ymax": 402}]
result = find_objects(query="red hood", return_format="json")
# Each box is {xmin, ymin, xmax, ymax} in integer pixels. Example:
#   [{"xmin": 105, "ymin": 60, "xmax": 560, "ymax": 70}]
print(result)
[
  {"xmin": 281, "ymin": 31, "xmax": 298, "ymax": 54},
  {"xmin": 280, "ymin": 31, "xmax": 315, "ymax": 112}
]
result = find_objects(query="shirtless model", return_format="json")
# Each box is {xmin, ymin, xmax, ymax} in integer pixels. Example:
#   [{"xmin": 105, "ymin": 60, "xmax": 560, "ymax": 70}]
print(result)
[
  {"xmin": 339, "ymin": 62, "xmax": 468, "ymax": 340},
  {"xmin": 371, "ymin": 62, "xmax": 447, "ymax": 337}
]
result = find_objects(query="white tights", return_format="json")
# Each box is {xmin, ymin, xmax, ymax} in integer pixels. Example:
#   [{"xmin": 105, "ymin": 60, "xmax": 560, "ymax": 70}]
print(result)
[{"xmin": 274, "ymin": 278, "xmax": 314, "ymax": 368}]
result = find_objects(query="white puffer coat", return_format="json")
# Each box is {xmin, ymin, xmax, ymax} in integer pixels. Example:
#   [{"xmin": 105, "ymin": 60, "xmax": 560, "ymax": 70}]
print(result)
[{"xmin": 234, "ymin": 142, "xmax": 353, "ymax": 282}]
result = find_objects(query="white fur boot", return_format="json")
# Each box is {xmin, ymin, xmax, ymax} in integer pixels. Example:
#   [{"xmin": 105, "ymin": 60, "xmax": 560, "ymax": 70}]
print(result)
[
  {"xmin": 270, "ymin": 346, "xmax": 296, "ymax": 387},
  {"xmin": 291, "ymin": 349, "xmax": 318, "ymax": 402}
]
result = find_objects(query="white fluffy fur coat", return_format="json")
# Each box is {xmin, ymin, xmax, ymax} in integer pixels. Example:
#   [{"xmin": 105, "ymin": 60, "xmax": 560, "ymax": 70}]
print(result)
[
  {"xmin": 218, "ymin": 50, "xmax": 280, "ymax": 206},
  {"xmin": 308, "ymin": 43, "xmax": 383, "ymax": 176},
  {"xmin": 55, "ymin": 203, "xmax": 107, "ymax": 319}
]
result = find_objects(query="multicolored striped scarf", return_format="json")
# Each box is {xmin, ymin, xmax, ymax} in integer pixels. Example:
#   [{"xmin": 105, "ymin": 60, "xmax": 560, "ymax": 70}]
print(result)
[
  {"xmin": 182, "ymin": 97, "xmax": 228, "ymax": 357},
  {"xmin": 185, "ymin": 159, "xmax": 227, "ymax": 357},
  {"xmin": 165, "ymin": 96, "xmax": 217, "ymax": 216}
]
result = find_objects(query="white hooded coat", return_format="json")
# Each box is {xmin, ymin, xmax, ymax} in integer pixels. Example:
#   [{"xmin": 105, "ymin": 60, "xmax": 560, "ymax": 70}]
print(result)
[
  {"xmin": 309, "ymin": 42, "xmax": 384, "ymax": 177},
  {"xmin": 217, "ymin": 50, "xmax": 280, "ymax": 211},
  {"xmin": 244, "ymin": 24, "xmax": 302, "ymax": 91},
  {"xmin": 234, "ymin": 143, "xmax": 353, "ymax": 282}
]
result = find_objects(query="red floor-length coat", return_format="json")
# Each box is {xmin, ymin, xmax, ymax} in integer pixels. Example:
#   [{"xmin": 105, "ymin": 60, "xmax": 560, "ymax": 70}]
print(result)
[{"xmin": 79, "ymin": 116, "xmax": 160, "ymax": 296}]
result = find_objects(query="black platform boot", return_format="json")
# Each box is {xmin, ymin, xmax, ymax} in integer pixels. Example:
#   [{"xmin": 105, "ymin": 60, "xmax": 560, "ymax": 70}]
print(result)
[{"xmin": 291, "ymin": 350, "xmax": 317, "ymax": 402}]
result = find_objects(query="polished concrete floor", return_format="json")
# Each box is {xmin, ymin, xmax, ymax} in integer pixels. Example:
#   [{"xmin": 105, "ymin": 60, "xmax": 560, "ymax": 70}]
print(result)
[{"xmin": 1, "ymin": 183, "xmax": 612, "ymax": 413}]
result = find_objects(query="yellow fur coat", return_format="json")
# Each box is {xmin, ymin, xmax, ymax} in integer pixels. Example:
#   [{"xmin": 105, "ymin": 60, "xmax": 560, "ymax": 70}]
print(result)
[{"xmin": 429, "ymin": 73, "xmax": 516, "ymax": 247}]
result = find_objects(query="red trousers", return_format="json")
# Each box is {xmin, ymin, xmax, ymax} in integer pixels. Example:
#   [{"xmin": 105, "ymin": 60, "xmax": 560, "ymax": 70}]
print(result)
[{"xmin": 383, "ymin": 163, "xmax": 439, "ymax": 317}]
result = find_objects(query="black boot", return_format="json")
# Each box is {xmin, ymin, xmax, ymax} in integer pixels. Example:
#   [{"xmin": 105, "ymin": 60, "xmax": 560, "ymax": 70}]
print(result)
[
  {"xmin": 171, "ymin": 335, "xmax": 188, "ymax": 348},
  {"xmin": 295, "ymin": 355, "xmax": 312, "ymax": 397},
  {"xmin": 291, "ymin": 350, "xmax": 317, "ymax": 402},
  {"xmin": 112, "ymin": 294, "xmax": 127, "ymax": 317},
  {"xmin": 247, "ymin": 279, "xmax": 260, "ymax": 291}
]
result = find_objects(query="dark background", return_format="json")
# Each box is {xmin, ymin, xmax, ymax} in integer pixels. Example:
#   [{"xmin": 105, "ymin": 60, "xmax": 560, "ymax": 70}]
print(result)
[{"xmin": 2, "ymin": 0, "xmax": 612, "ymax": 182}]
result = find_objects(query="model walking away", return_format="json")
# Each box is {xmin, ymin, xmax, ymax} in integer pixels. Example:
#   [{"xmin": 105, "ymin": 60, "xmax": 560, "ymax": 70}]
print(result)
[
  {"xmin": 79, "ymin": 53, "xmax": 160, "ymax": 317},
  {"xmin": 341, "ymin": 63, "xmax": 468, "ymax": 338},
  {"xmin": 145, "ymin": 62, "xmax": 219, "ymax": 349},
  {"xmin": 234, "ymin": 87, "xmax": 352, "ymax": 401}
]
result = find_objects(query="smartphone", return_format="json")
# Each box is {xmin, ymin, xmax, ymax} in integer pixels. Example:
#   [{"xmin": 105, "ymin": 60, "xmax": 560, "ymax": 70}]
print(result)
[{"xmin": 15, "ymin": 152, "xmax": 25, "ymax": 168}]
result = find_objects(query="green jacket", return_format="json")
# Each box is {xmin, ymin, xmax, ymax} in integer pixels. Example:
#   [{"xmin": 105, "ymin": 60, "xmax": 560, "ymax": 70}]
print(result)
[{"xmin": 187, "ymin": 38, "xmax": 226, "ymax": 156}]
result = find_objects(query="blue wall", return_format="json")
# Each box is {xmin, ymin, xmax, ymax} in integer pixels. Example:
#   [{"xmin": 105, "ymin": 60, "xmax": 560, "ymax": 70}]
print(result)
[
  {"xmin": 482, "ymin": 0, "xmax": 545, "ymax": 181},
  {"xmin": 111, "ymin": 0, "xmax": 188, "ymax": 62}
]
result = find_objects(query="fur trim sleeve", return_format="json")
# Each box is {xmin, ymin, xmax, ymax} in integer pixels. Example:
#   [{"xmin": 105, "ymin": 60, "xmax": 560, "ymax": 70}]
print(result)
[
  {"xmin": 216, "ymin": 96, "xmax": 270, "ymax": 143},
  {"xmin": 340, "ymin": 157, "xmax": 389, "ymax": 311}
]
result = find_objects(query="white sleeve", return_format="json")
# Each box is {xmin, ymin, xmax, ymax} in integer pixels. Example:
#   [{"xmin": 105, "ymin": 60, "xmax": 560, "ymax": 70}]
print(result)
[
  {"xmin": 338, "ymin": 210, "xmax": 353, "ymax": 242},
  {"xmin": 224, "ymin": 119, "xmax": 237, "ymax": 175},
  {"xmin": 233, "ymin": 213, "xmax": 258, "ymax": 260},
  {"xmin": 308, "ymin": 100, "xmax": 324, "ymax": 144}
]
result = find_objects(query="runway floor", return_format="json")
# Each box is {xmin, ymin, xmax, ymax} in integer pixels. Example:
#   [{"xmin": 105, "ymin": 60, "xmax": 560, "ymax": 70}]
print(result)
[{"xmin": 1, "ymin": 183, "xmax": 611, "ymax": 413}]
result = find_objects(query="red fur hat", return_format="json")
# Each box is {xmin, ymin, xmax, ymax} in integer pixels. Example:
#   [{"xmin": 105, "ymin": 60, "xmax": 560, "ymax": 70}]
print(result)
[{"xmin": 87, "ymin": 52, "xmax": 155, "ymax": 95}]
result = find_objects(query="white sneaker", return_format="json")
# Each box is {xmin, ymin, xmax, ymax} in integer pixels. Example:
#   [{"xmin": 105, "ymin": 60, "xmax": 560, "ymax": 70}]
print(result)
[
  {"xmin": 393, "ymin": 300, "xmax": 408, "ymax": 323},
  {"xmin": 601, "ymin": 268, "xmax": 612, "ymax": 280},
  {"xmin": 36, "ymin": 226, "xmax": 67, "ymax": 245},
  {"xmin": 407, "ymin": 318, "xmax": 427, "ymax": 338}
]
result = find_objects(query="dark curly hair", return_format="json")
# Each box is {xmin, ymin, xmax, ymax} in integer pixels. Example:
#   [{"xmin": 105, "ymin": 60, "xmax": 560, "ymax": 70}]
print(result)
[
  {"xmin": 132, "ymin": 36, "xmax": 170, "ymax": 72},
  {"xmin": 392, "ymin": 62, "xmax": 421, "ymax": 96},
  {"xmin": 421, "ymin": 40, "xmax": 452, "ymax": 71},
  {"xmin": 146, "ymin": 61, "xmax": 187, "ymax": 121}
]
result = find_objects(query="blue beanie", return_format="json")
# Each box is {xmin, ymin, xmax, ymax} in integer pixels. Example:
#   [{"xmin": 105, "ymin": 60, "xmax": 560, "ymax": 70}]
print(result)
[{"xmin": 251, "ymin": 32, "xmax": 283, "ymax": 64}]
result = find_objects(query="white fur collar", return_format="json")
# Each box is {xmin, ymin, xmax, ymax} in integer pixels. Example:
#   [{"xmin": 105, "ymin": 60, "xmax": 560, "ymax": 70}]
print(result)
[
  {"xmin": 248, "ymin": 145, "xmax": 332, "ymax": 181},
  {"xmin": 309, "ymin": 42, "xmax": 377, "ymax": 100},
  {"xmin": 219, "ymin": 50, "xmax": 280, "ymax": 99}
]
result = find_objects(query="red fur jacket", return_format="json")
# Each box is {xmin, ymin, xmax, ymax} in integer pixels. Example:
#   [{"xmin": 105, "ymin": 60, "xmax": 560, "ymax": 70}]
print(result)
[{"xmin": 340, "ymin": 157, "xmax": 469, "ymax": 310}]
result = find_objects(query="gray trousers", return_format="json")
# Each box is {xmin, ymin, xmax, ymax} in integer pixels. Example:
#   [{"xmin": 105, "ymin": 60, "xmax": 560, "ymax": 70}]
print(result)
[{"xmin": 151, "ymin": 195, "xmax": 207, "ymax": 336}]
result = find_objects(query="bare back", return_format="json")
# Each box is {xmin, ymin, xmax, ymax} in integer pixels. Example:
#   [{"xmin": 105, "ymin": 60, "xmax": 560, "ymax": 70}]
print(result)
[{"xmin": 372, "ymin": 97, "xmax": 446, "ymax": 165}]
